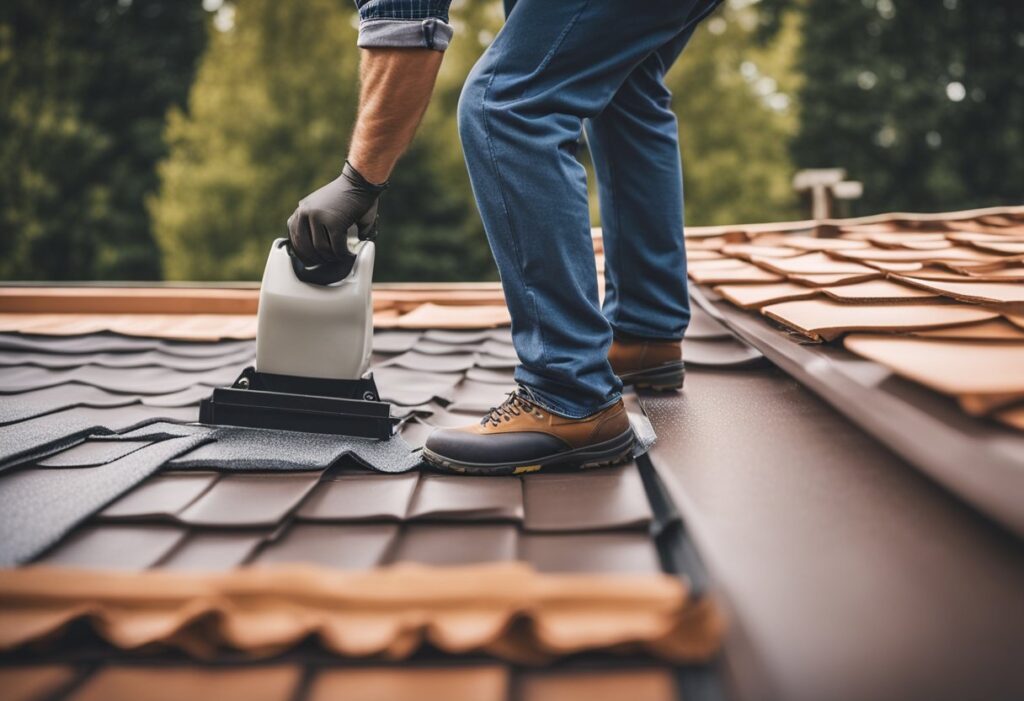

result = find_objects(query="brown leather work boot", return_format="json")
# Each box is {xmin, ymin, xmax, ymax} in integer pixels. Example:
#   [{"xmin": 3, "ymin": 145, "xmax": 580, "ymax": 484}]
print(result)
[
  {"xmin": 608, "ymin": 337, "xmax": 685, "ymax": 391},
  {"xmin": 422, "ymin": 390, "xmax": 635, "ymax": 475}
]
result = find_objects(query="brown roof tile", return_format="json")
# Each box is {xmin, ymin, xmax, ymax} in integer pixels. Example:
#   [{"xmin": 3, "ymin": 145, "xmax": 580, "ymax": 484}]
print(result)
[
  {"xmin": 843, "ymin": 335, "xmax": 1024, "ymax": 414},
  {"xmin": 0, "ymin": 564, "xmax": 722, "ymax": 663}
]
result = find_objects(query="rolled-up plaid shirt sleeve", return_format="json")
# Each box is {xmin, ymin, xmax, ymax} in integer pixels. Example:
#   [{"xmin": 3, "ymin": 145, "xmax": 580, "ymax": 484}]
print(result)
[{"xmin": 354, "ymin": 0, "xmax": 454, "ymax": 51}]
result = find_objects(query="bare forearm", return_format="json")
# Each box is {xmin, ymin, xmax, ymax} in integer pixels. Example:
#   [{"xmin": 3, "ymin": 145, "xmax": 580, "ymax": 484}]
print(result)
[{"xmin": 347, "ymin": 48, "xmax": 444, "ymax": 184}]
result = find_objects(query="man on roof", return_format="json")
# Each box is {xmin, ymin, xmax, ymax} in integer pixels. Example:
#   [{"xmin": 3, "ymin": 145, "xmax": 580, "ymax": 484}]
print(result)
[{"xmin": 288, "ymin": 0, "xmax": 718, "ymax": 475}]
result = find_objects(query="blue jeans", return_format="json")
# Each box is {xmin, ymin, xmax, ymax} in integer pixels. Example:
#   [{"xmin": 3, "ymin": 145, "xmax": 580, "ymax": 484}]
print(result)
[{"xmin": 457, "ymin": 0, "xmax": 717, "ymax": 418}]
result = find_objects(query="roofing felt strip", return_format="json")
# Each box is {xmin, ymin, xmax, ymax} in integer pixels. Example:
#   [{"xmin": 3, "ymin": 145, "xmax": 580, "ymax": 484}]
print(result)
[
  {"xmin": 0, "ymin": 434, "xmax": 210, "ymax": 565},
  {"xmin": 761, "ymin": 298, "xmax": 999, "ymax": 342},
  {"xmin": 38, "ymin": 439, "xmax": 154, "ymax": 468},
  {"xmin": 0, "ymin": 407, "xmax": 117, "ymax": 471},
  {"xmin": 843, "ymin": 335, "xmax": 1024, "ymax": 415},
  {"xmin": 166, "ymin": 425, "xmax": 422, "ymax": 474},
  {"xmin": 0, "ymin": 563, "xmax": 722, "ymax": 663}
]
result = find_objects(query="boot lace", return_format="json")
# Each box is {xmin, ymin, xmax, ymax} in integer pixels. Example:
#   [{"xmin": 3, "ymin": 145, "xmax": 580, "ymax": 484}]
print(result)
[{"xmin": 482, "ymin": 390, "xmax": 543, "ymax": 427}]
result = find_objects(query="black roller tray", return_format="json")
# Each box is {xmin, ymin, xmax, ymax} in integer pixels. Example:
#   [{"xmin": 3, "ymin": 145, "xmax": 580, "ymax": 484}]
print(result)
[{"xmin": 199, "ymin": 366, "xmax": 397, "ymax": 440}]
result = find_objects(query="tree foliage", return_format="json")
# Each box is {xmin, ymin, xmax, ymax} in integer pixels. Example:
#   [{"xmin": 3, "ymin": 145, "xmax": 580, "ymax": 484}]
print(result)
[
  {"xmin": 666, "ymin": 1, "xmax": 801, "ymax": 225},
  {"xmin": 0, "ymin": 0, "xmax": 206, "ymax": 280},
  {"xmin": 790, "ymin": 0, "xmax": 1024, "ymax": 214}
]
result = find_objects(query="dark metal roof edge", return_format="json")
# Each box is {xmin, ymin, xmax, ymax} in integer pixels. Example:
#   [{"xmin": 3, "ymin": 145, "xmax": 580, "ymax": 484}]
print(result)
[{"xmin": 689, "ymin": 286, "xmax": 1024, "ymax": 541}]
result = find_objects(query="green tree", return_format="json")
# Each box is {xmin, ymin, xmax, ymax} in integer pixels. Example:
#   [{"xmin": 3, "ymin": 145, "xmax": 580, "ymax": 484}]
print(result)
[
  {"xmin": 665, "ymin": 1, "xmax": 802, "ymax": 225},
  {"xmin": 789, "ymin": 0, "xmax": 1024, "ymax": 214},
  {"xmin": 0, "ymin": 0, "xmax": 206, "ymax": 280}
]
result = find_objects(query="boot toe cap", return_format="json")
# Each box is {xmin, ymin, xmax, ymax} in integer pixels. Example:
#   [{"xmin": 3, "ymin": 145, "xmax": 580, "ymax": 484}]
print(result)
[{"xmin": 424, "ymin": 428, "xmax": 568, "ymax": 467}]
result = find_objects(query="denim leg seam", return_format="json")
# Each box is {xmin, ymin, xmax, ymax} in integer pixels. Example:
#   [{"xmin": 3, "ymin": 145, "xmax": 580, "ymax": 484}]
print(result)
[
  {"xmin": 526, "ymin": 382, "xmax": 621, "ymax": 419},
  {"xmin": 519, "ymin": 0, "xmax": 593, "ymax": 102},
  {"xmin": 478, "ymin": 39, "xmax": 545, "ymax": 371},
  {"xmin": 601, "ymin": 115, "xmax": 629, "ymax": 334},
  {"xmin": 482, "ymin": 0, "xmax": 593, "ymax": 408}
]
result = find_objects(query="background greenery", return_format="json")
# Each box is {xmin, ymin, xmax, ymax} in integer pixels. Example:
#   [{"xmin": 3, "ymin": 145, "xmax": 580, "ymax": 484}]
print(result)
[{"xmin": 1, "ymin": 0, "xmax": 1020, "ymax": 281}]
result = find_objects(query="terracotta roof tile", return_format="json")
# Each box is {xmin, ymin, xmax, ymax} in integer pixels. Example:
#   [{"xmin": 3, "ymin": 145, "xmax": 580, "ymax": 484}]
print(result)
[
  {"xmin": 686, "ymin": 205, "xmax": 1024, "ymax": 431},
  {"xmin": 843, "ymin": 335, "xmax": 1024, "ymax": 414},
  {"xmin": 0, "ymin": 564, "xmax": 722, "ymax": 663},
  {"xmin": 761, "ymin": 298, "xmax": 999, "ymax": 342}
]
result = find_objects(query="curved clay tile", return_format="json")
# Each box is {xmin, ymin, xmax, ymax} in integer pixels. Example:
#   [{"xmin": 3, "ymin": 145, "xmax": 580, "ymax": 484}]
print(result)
[{"xmin": 0, "ymin": 562, "xmax": 723, "ymax": 664}]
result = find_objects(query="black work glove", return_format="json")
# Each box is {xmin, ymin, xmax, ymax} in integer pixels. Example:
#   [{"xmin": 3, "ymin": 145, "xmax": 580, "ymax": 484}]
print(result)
[{"xmin": 287, "ymin": 161, "xmax": 388, "ymax": 267}]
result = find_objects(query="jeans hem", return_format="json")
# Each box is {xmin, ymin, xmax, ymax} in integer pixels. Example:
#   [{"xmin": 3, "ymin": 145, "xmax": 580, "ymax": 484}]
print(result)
[
  {"xmin": 518, "ymin": 377, "xmax": 622, "ymax": 419},
  {"xmin": 612, "ymin": 324, "xmax": 686, "ymax": 343}
]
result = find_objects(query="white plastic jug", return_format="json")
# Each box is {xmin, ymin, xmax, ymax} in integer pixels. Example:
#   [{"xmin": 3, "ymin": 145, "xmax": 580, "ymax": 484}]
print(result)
[{"xmin": 255, "ymin": 239, "xmax": 374, "ymax": 380}]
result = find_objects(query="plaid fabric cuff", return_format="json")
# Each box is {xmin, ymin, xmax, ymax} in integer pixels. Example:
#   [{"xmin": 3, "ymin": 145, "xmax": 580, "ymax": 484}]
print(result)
[
  {"xmin": 355, "ymin": 0, "xmax": 451, "ymax": 22},
  {"xmin": 357, "ymin": 17, "xmax": 453, "ymax": 51}
]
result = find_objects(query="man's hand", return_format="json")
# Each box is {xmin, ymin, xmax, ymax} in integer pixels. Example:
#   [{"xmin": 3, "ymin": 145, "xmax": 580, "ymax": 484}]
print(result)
[
  {"xmin": 286, "ymin": 48, "xmax": 444, "ymax": 267},
  {"xmin": 287, "ymin": 162, "xmax": 387, "ymax": 267}
]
